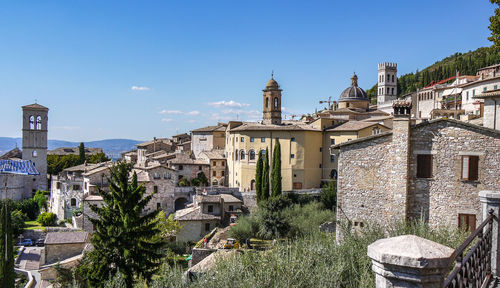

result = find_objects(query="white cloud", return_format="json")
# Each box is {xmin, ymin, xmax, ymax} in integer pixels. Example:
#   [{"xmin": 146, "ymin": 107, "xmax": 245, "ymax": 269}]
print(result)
[
  {"xmin": 161, "ymin": 118, "xmax": 174, "ymax": 122},
  {"xmin": 185, "ymin": 110, "xmax": 200, "ymax": 116},
  {"xmin": 221, "ymin": 109, "xmax": 260, "ymax": 117},
  {"xmin": 159, "ymin": 110, "xmax": 183, "ymax": 115},
  {"xmin": 131, "ymin": 86, "xmax": 150, "ymax": 91},
  {"xmin": 207, "ymin": 100, "xmax": 250, "ymax": 108}
]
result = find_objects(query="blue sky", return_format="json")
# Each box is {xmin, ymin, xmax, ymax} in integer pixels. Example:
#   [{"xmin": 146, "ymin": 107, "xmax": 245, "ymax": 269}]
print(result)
[{"xmin": 0, "ymin": 0, "xmax": 495, "ymax": 141}]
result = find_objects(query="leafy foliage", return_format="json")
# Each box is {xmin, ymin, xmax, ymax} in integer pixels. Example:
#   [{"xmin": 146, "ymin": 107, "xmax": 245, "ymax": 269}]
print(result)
[
  {"xmin": 489, "ymin": 0, "xmax": 500, "ymax": 49},
  {"xmin": 228, "ymin": 214, "xmax": 260, "ymax": 242},
  {"xmin": 261, "ymin": 148, "xmax": 270, "ymax": 200},
  {"xmin": 78, "ymin": 142, "xmax": 86, "ymax": 164},
  {"xmin": 0, "ymin": 200, "xmax": 15, "ymax": 287},
  {"xmin": 11, "ymin": 210, "xmax": 26, "ymax": 238},
  {"xmin": 79, "ymin": 162, "xmax": 167, "ymax": 288},
  {"xmin": 255, "ymin": 151, "xmax": 263, "ymax": 203},
  {"xmin": 320, "ymin": 181, "xmax": 337, "ymax": 211},
  {"xmin": 271, "ymin": 140, "xmax": 282, "ymax": 197},
  {"xmin": 11, "ymin": 198, "xmax": 39, "ymax": 221},
  {"xmin": 37, "ymin": 212, "xmax": 57, "ymax": 226},
  {"xmin": 47, "ymin": 152, "xmax": 110, "ymax": 176},
  {"xmin": 33, "ymin": 190, "xmax": 49, "ymax": 212},
  {"xmin": 177, "ymin": 178, "xmax": 190, "ymax": 187}
]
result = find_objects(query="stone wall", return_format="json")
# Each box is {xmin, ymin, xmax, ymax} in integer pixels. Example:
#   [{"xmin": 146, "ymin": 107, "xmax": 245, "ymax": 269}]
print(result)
[
  {"xmin": 408, "ymin": 120, "xmax": 500, "ymax": 229},
  {"xmin": 45, "ymin": 242, "xmax": 86, "ymax": 264},
  {"xmin": 190, "ymin": 248, "xmax": 216, "ymax": 267}
]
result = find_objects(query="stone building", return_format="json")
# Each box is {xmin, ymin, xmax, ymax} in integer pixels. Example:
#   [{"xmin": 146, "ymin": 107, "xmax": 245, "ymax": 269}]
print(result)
[
  {"xmin": 476, "ymin": 88, "xmax": 500, "ymax": 130},
  {"xmin": 377, "ymin": 63, "xmax": 398, "ymax": 114},
  {"xmin": 190, "ymin": 123, "xmax": 227, "ymax": 158},
  {"xmin": 136, "ymin": 138, "xmax": 174, "ymax": 166},
  {"xmin": 460, "ymin": 75, "xmax": 500, "ymax": 116},
  {"xmin": 48, "ymin": 147, "xmax": 103, "ymax": 156},
  {"xmin": 199, "ymin": 149, "xmax": 227, "ymax": 187},
  {"xmin": 167, "ymin": 152, "xmax": 210, "ymax": 183},
  {"xmin": 22, "ymin": 103, "xmax": 49, "ymax": 195},
  {"xmin": 333, "ymin": 101, "xmax": 500, "ymax": 235},
  {"xmin": 175, "ymin": 194, "xmax": 242, "ymax": 242},
  {"xmin": 44, "ymin": 231, "xmax": 89, "ymax": 264}
]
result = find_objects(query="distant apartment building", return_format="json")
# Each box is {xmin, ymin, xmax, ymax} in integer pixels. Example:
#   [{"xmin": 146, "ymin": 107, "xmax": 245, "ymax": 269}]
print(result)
[
  {"xmin": 190, "ymin": 123, "xmax": 227, "ymax": 158},
  {"xmin": 199, "ymin": 149, "xmax": 227, "ymax": 186}
]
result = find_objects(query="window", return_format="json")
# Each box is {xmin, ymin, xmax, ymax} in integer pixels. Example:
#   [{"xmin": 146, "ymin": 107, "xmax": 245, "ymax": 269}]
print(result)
[
  {"xmin": 240, "ymin": 150, "xmax": 245, "ymax": 160},
  {"xmin": 208, "ymin": 205, "xmax": 213, "ymax": 213},
  {"xmin": 221, "ymin": 160, "xmax": 225, "ymax": 166},
  {"xmin": 213, "ymin": 161, "xmax": 216, "ymax": 166},
  {"xmin": 241, "ymin": 137, "xmax": 244, "ymax": 142},
  {"xmin": 178, "ymin": 165, "xmax": 183, "ymax": 170},
  {"xmin": 221, "ymin": 171, "xmax": 225, "ymax": 177},
  {"xmin": 250, "ymin": 137, "xmax": 255, "ymax": 142},
  {"xmin": 291, "ymin": 137, "xmax": 295, "ymax": 142},
  {"xmin": 458, "ymin": 214, "xmax": 476, "ymax": 233},
  {"xmin": 154, "ymin": 186, "xmax": 158, "ymax": 193},
  {"xmin": 85, "ymin": 182, "xmax": 87, "ymax": 190},
  {"xmin": 260, "ymin": 150, "xmax": 266, "ymax": 156},
  {"xmin": 205, "ymin": 223, "xmax": 210, "ymax": 231},
  {"xmin": 330, "ymin": 154, "xmax": 335, "ymax": 162},
  {"xmin": 495, "ymin": 85, "xmax": 498, "ymax": 90},
  {"xmin": 293, "ymin": 182, "xmax": 303, "ymax": 189},
  {"xmin": 330, "ymin": 138, "xmax": 335, "ymax": 145},
  {"xmin": 213, "ymin": 170, "xmax": 216, "ymax": 177},
  {"xmin": 461, "ymin": 155, "xmax": 479, "ymax": 181},
  {"xmin": 73, "ymin": 185, "xmax": 80, "ymax": 190},
  {"xmin": 473, "ymin": 89, "xmax": 476, "ymax": 97},
  {"xmin": 157, "ymin": 203, "xmax": 161, "ymax": 209},
  {"xmin": 235, "ymin": 149, "xmax": 239, "ymax": 160},
  {"xmin": 249, "ymin": 150, "xmax": 256, "ymax": 160},
  {"xmin": 274, "ymin": 97, "xmax": 278, "ymax": 108},
  {"xmin": 153, "ymin": 173, "xmax": 161, "ymax": 179},
  {"xmin": 372, "ymin": 127, "xmax": 381, "ymax": 135},
  {"xmin": 266, "ymin": 97, "xmax": 269, "ymax": 108},
  {"xmin": 387, "ymin": 87, "xmax": 389, "ymax": 94},
  {"xmin": 416, "ymin": 154, "xmax": 433, "ymax": 178},
  {"xmin": 36, "ymin": 116, "xmax": 42, "ymax": 130},
  {"xmin": 391, "ymin": 88, "xmax": 394, "ymax": 95},
  {"xmin": 291, "ymin": 154, "xmax": 295, "ymax": 159},
  {"xmin": 32, "ymin": 150, "xmax": 37, "ymax": 157},
  {"xmin": 392, "ymin": 75, "xmax": 395, "ymax": 82},
  {"xmin": 199, "ymin": 165, "xmax": 202, "ymax": 171},
  {"xmin": 261, "ymin": 137, "xmax": 266, "ymax": 143},
  {"xmin": 484, "ymin": 87, "xmax": 487, "ymax": 92},
  {"xmin": 236, "ymin": 137, "xmax": 238, "ymax": 142},
  {"xmin": 229, "ymin": 205, "xmax": 234, "ymax": 211},
  {"xmin": 29, "ymin": 116, "xmax": 35, "ymax": 129},
  {"xmin": 165, "ymin": 172, "xmax": 171, "ymax": 179},
  {"xmin": 466, "ymin": 91, "xmax": 469, "ymax": 101},
  {"xmin": 330, "ymin": 169, "xmax": 338, "ymax": 179},
  {"xmin": 56, "ymin": 182, "xmax": 61, "ymax": 189},
  {"xmin": 71, "ymin": 198, "xmax": 77, "ymax": 207}
]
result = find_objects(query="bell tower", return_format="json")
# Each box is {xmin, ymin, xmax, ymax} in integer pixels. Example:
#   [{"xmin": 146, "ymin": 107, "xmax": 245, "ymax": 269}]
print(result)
[
  {"xmin": 262, "ymin": 73, "xmax": 282, "ymax": 125},
  {"xmin": 22, "ymin": 103, "xmax": 49, "ymax": 195},
  {"xmin": 377, "ymin": 62, "xmax": 398, "ymax": 106}
]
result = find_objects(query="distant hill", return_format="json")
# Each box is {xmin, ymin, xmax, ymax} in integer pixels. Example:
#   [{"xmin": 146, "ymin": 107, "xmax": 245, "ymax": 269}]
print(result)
[
  {"xmin": 366, "ymin": 46, "xmax": 500, "ymax": 102},
  {"xmin": 0, "ymin": 137, "xmax": 142, "ymax": 160}
]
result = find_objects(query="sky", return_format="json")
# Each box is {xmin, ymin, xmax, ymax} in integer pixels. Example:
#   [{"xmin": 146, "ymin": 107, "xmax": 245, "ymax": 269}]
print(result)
[{"xmin": 0, "ymin": 0, "xmax": 496, "ymax": 141}]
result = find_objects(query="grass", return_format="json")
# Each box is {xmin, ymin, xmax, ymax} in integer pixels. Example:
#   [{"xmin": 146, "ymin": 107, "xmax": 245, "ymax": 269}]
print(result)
[{"xmin": 24, "ymin": 220, "xmax": 46, "ymax": 231}]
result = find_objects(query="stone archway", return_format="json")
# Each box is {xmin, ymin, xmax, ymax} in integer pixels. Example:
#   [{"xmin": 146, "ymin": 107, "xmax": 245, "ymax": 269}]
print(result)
[
  {"xmin": 174, "ymin": 197, "xmax": 188, "ymax": 211},
  {"xmin": 330, "ymin": 169, "xmax": 338, "ymax": 180},
  {"xmin": 250, "ymin": 179, "xmax": 256, "ymax": 190}
]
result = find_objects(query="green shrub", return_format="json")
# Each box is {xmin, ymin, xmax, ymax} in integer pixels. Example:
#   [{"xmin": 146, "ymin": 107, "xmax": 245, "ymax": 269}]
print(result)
[
  {"xmin": 283, "ymin": 202, "xmax": 334, "ymax": 238},
  {"xmin": 228, "ymin": 215, "xmax": 260, "ymax": 242},
  {"xmin": 177, "ymin": 178, "xmax": 190, "ymax": 187},
  {"xmin": 11, "ymin": 210, "xmax": 26, "ymax": 237},
  {"xmin": 37, "ymin": 212, "xmax": 57, "ymax": 227},
  {"xmin": 320, "ymin": 181, "xmax": 337, "ymax": 211},
  {"xmin": 11, "ymin": 199, "xmax": 39, "ymax": 220}
]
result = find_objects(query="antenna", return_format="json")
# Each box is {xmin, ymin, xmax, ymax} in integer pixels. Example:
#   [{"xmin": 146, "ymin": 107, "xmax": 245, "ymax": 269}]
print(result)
[{"xmin": 319, "ymin": 96, "xmax": 334, "ymax": 109}]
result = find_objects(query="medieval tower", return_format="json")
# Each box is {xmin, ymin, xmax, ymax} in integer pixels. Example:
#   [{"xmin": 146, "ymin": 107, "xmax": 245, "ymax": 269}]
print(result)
[
  {"xmin": 262, "ymin": 74, "xmax": 282, "ymax": 125},
  {"xmin": 22, "ymin": 103, "xmax": 48, "ymax": 195},
  {"xmin": 377, "ymin": 62, "xmax": 398, "ymax": 106}
]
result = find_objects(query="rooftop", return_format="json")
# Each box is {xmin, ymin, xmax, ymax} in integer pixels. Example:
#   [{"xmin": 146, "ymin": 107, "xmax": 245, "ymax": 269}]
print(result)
[
  {"xmin": 174, "ymin": 206, "xmax": 221, "ymax": 221},
  {"xmin": 22, "ymin": 103, "xmax": 49, "ymax": 110},
  {"xmin": 45, "ymin": 232, "xmax": 89, "ymax": 245},
  {"xmin": 326, "ymin": 121, "xmax": 387, "ymax": 132},
  {"xmin": 229, "ymin": 121, "xmax": 320, "ymax": 132}
]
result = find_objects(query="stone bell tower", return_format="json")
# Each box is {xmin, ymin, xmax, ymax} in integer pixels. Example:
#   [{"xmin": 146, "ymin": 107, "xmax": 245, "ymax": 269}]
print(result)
[
  {"xmin": 262, "ymin": 73, "xmax": 282, "ymax": 125},
  {"xmin": 377, "ymin": 62, "xmax": 398, "ymax": 106},
  {"xmin": 22, "ymin": 103, "xmax": 49, "ymax": 195}
]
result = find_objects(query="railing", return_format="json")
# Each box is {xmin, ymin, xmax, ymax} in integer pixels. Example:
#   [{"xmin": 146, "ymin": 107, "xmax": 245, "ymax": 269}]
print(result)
[{"xmin": 444, "ymin": 209, "xmax": 494, "ymax": 288}]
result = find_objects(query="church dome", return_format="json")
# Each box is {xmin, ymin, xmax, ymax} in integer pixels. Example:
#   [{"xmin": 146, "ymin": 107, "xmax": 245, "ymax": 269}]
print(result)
[
  {"xmin": 265, "ymin": 74, "xmax": 279, "ymax": 89},
  {"xmin": 339, "ymin": 73, "xmax": 368, "ymax": 102}
]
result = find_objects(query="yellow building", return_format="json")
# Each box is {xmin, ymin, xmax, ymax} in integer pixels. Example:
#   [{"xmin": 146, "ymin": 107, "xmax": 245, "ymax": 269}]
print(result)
[{"xmin": 225, "ymin": 74, "xmax": 392, "ymax": 191}]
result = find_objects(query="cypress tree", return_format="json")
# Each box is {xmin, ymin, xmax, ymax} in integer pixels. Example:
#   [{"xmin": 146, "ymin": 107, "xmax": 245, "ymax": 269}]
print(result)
[
  {"xmin": 0, "ymin": 200, "xmax": 14, "ymax": 287},
  {"xmin": 78, "ymin": 142, "xmax": 86, "ymax": 164},
  {"xmin": 271, "ymin": 140, "xmax": 282, "ymax": 197},
  {"xmin": 261, "ymin": 148, "xmax": 270, "ymax": 200},
  {"xmin": 82, "ymin": 162, "xmax": 166, "ymax": 287},
  {"xmin": 255, "ymin": 151, "xmax": 263, "ymax": 203}
]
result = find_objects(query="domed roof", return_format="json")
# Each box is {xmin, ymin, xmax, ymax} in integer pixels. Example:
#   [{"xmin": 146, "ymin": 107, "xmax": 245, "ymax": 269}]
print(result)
[
  {"xmin": 339, "ymin": 73, "xmax": 368, "ymax": 102},
  {"xmin": 265, "ymin": 72, "xmax": 280, "ymax": 89}
]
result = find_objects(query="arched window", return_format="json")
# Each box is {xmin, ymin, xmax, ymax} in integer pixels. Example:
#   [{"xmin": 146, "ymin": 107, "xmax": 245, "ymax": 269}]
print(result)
[
  {"xmin": 330, "ymin": 169, "xmax": 338, "ymax": 180},
  {"xmin": 387, "ymin": 87, "xmax": 389, "ymax": 94},
  {"xmin": 249, "ymin": 150, "xmax": 256, "ymax": 160},
  {"xmin": 36, "ymin": 116, "xmax": 42, "ymax": 130},
  {"xmin": 266, "ymin": 97, "xmax": 269, "ymax": 108},
  {"xmin": 391, "ymin": 88, "xmax": 394, "ymax": 95},
  {"xmin": 71, "ymin": 198, "xmax": 77, "ymax": 207},
  {"xmin": 32, "ymin": 150, "xmax": 37, "ymax": 157},
  {"xmin": 240, "ymin": 150, "xmax": 245, "ymax": 160},
  {"xmin": 29, "ymin": 116, "xmax": 35, "ymax": 129},
  {"xmin": 274, "ymin": 97, "xmax": 278, "ymax": 108},
  {"xmin": 372, "ymin": 127, "xmax": 381, "ymax": 135},
  {"xmin": 392, "ymin": 75, "xmax": 395, "ymax": 82},
  {"xmin": 260, "ymin": 149, "xmax": 266, "ymax": 156}
]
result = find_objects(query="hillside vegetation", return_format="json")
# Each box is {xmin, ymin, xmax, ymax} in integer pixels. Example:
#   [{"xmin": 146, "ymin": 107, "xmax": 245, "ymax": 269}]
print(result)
[{"xmin": 366, "ymin": 46, "xmax": 500, "ymax": 102}]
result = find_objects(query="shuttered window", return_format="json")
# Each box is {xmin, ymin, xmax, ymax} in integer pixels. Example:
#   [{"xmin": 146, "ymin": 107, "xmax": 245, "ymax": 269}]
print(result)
[
  {"xmin": 461, "ymin": 155, "xmax": 479, "ymax": 181},
  {"xmin": 416, "ymin": 154, "xmax": 432, "ymax": 178},
  {"xmin": 458, "ymin": 214, "xmax": 476, "ymax": 233}
]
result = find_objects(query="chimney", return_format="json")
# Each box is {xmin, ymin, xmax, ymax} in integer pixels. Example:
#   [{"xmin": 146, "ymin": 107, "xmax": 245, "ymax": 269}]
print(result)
[{"xmin": 390, "ymin": 100, "xmax": 412, "ymax": 222}]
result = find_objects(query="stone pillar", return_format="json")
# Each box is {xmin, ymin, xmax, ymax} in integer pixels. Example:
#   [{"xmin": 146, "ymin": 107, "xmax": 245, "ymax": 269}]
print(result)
[
  {"xmin": 479, "ymin": 190, "xmax": 500, "ymax": 277},
  {"xmin": 367, "ymin": 235, "xmax": 453, "ymax": 288}
]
